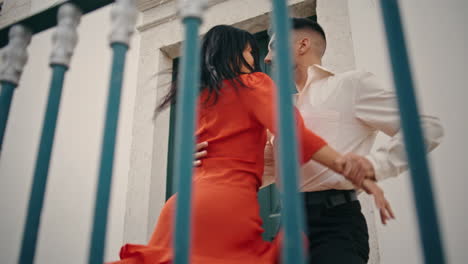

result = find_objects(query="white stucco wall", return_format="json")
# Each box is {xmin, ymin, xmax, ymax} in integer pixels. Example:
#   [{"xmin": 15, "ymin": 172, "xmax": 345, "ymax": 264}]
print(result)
[
  {"xmin": 0, "ymin": 0, "xmax": 32, "ymax": 29},
  {"xmin": 2, "ymin": 0, "xmax": 466, "ymax": 263},
  {"xmin": 347, "ymin": 0, "xmax": 468, "ymax": 263},
  {"xmin": 124, "ymin": 0, "xmax": 321, "ymax": 245},
  {"xmin": 0, "ymin": 5, "xmax": 140, "ymax": 263},
  {"xmin": 0, "ymin": 0, "xmax": 68, "ymax": 29}
]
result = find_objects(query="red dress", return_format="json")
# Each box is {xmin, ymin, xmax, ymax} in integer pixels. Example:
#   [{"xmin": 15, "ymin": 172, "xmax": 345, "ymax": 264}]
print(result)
[{"xmin": 109, "ymin": 72, "xmax": 327, "ymax": 264}]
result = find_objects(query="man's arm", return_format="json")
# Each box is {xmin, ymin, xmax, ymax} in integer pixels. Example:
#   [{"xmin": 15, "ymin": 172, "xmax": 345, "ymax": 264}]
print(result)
[
  {"xmin": 261, "ymin": 132, "xmax": 373, "ymax": 188},
  {"xmin": 354, "ymin": 72, "xmax": 444, "ymax": 182}
]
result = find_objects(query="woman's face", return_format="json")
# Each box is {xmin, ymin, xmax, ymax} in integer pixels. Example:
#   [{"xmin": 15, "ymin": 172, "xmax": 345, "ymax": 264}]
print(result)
[{"xmin": 241, "ymin": 44, "xmax": 255, "ymax": 73}]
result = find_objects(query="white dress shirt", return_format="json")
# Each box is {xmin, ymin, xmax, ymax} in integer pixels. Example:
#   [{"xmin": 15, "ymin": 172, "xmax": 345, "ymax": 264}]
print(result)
[{"xmin": 263, "ymin": 64, "xmax": 444, "ymax": 192}]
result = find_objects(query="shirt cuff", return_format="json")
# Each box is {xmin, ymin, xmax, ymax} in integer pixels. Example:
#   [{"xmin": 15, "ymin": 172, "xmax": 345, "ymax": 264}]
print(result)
[{"xmin": 365, "ymin": 154, "xmax": 387, "ymax": 182}]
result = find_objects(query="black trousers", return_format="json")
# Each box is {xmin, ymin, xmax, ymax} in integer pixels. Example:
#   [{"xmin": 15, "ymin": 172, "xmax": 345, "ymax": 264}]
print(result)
[{"xmin": 304, "ymin": 193, "xmax": 370, "ymax": 264}]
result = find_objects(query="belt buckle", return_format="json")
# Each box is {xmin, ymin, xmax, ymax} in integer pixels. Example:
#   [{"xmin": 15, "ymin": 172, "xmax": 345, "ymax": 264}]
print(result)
[{"xmin": 325, "ymin": 193, "xmax": 347, "ymax": 208}]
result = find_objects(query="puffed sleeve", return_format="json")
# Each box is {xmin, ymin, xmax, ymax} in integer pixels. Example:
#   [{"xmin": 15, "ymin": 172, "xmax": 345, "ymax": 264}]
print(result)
[{"xmin": 239, "ymin": 72, "xmax": 327, "ymax": 163}]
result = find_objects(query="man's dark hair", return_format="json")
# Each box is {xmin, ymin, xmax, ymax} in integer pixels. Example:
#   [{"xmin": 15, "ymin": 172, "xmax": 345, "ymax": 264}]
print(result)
[{"xmin": 292, "ymin": 18, "xmax": 326, "ymax": 42}]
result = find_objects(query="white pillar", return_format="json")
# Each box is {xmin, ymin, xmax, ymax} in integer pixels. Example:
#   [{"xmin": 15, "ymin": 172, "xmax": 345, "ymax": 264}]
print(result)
[{"xmin": 317, "ymin": 0, "xmax": 356, "ymax": 73}]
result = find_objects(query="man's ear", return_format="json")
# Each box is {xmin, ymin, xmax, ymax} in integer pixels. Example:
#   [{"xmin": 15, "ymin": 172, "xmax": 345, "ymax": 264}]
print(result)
[{"xmin": 298, "ymin": 37, "xmax": 310, "ymax": 55}]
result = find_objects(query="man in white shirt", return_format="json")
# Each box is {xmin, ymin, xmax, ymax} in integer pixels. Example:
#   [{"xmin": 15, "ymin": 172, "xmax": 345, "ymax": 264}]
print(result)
[
  {"xmin": 194, "ymin": 18, "xmax": 443, "ymax": 263},
  {"xmin": 260, "ymin": 18, "xmax": 444, "ymax": 263}
]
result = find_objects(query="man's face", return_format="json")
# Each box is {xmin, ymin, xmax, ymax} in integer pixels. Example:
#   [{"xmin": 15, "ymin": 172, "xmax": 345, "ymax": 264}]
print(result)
[
  {"xmin": 265, "ymin": 31, "xmax": 326, "ymax": 68},
  {"xmin": 264, "ymin": 33, "xmax": 301, "ymax": 67},
  {"xmin": 264, "ymin": 35, "xmax": 275, "ymax": 65}
]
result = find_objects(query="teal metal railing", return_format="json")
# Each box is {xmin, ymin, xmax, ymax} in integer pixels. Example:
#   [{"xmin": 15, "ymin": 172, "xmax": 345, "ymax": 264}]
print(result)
[
  {"xmin": 0, "ymin": 81, "xmax": 18, "ymax": 151},
  {"xmin": 0, "ymin": 25, "xmax": 31, "ymax": 153},
  {"xmin": 19, "ymin": 64, "xmax": 69, "ymax": 264},
  {"xmin": 0, "ymin": 0, "xmax": 445, "ymax": 264},
  {"xmin": 270, "ymin": 0, "xmax": 306, "ymax": 263},
  {"xmin": 379, "ymin": 1, "xmax": 446, "ymax": 263},
  {"xmin": 0, "ymin": 1, "xmax": 137, "ymax": 263},
  {"xmin": 19, "ymin": 4, "xmax": 82, "ymax": 263},
  {"xmin": 172, "ymin": 2, "xmax": 204, "ymax": 263},
  {"xmin": 88, "ymin": 2, "xmax": 137, "ymax": 262}
]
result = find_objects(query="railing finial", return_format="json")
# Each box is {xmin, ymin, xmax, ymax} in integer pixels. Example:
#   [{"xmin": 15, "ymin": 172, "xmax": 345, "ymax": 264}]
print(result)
[
  {"xmin": 109, "ymin": 0, "xmax": 138, "ymax": 46},
  {"xmin": 178, "ymin": 0, "xmax": 208, "ymax": 19},
  {"xmin": 50, "ymin": 3, "xmax": 82, "ymax": 67},
  {"xmin": 0, "ymin": 25, "xmax": 32, "ymax": 85}
]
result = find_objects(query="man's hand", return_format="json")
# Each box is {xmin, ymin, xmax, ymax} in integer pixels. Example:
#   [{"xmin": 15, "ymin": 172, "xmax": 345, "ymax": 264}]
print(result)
[
  {"xmin": 193, "ymin": 141, "xmax": 208, "ymax": 166},
  {"xmin": 362, "ymin": 179, "xmax": 395, "ymax": 225},
  {"xmin": 334, "ymin": 153, "xmax": 375, "ymax": 187}
]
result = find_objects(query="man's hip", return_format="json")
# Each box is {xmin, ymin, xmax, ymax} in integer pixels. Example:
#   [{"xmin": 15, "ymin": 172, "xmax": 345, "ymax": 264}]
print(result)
[{"xmin": 303, "ymin": 189, "xmax": 370, "ymax": 264}]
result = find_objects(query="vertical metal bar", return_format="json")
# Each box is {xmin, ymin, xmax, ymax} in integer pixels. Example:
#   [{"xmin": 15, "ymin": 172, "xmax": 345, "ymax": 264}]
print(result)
[
  {"xmin": 89, "ymin": 43, "xmax": 128, "ymax": 264},
  {"xmin": 270, "ymin": 0, "xmax": 306, "ymax": 263},
  {"xmin": 0, "ymin": 81, "xmax": 16, "ymax": 151},
  {"xmin": 378, "ymin": 1, "xmax": 446, "ymax": 263},
  {"xmin": 88, "ymin": 1, "xmax": 137, "ymax": 262},
  {"xmin": 172, "ymin": 14, "xmax": 203, "ymax": 264},
  {"xmin": 19, "ymin": 64, "xmax": 67, "ymax": 264},
  {"xmin": 19, "ymin": 4, "xmax": 81, "ymax": 263},
  {"xmin": 0, "ymin": 25, "xmax": 31, "ymax": 153}
]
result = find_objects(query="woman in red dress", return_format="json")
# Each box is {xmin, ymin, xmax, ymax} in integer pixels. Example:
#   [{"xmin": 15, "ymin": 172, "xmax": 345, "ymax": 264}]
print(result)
[{"xmin": 109, "ymin": 25, "xmax": 389, "ymax": 264}]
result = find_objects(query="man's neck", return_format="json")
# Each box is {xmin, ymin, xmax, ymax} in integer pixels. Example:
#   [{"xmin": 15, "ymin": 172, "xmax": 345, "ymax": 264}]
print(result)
[
  {"xmin": 308, "ymin": 63, "xmax": 331, "ymax": 83},
  {"xmin": 295, "ymin": 60, "xmax": 329, "ymax": 92},
  {"xmin": 295, "ymin": 65, "xmax": 309, "ymax": 92}
]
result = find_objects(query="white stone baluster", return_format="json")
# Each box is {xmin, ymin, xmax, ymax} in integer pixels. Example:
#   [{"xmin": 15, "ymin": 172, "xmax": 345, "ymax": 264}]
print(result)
[
  {"xmin": 178, "ymin": 0, "xmax": 208, "ymax": 19},
  {"xmin": 50, "ymin": 3, "xmax": 82, "ymax": 67},
  {"xmin": 0, "ymin": 25, "xmax": 32, "ymax": 85},
  {"xmin": 109, "ymin": 0, "xmax": 138, "ymax": 46}
]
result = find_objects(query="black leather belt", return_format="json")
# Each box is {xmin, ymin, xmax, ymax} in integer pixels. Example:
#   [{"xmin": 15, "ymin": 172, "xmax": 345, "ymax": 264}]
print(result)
[{"xmin": 303, "ymin": 189, "xmax": 358, "ymax": 208}]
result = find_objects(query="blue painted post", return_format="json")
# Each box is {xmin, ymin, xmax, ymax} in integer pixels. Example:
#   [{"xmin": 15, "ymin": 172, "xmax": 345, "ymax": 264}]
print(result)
[
  {"xmin": 0, "ymin": 81, "xmax": 16, "ymax": 151},
  {"xmin": 172, "ymin": 1, "xmax": 206, "ymax": 264},
  {"xmin": 18, "ymin": 4, "xmax": 81, "ymax": 264},
  {"xmin": 19, "ymin": 65, "xmax": 67, "ymax": 264},
  {"xmin": 270, "ymin": 0, "xmax": 306, "ymax": 263},
  {"xmin": 0, "ymin": 25, "xmax": 31, "ymax": 153},
  {"xmin": 379, "ymin": 1, "xmax": 446, "ymax": 263},
  {"xmin": 88, "ymin": 1, "xmax": 137, "ymax": 263}
]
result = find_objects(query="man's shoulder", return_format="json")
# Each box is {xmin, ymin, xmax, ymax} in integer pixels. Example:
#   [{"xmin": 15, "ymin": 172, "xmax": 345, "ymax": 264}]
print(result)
[
  {"xmin": 334, "ymin": 69, "xmax": 374, "ymax": 82},
  {"xmin": 334, "ymin": 69, "xmax": 393, "ymax": 99},
  {"xmin": 332, "ymin": 70, "xmax": 380, "ymax": 94}
]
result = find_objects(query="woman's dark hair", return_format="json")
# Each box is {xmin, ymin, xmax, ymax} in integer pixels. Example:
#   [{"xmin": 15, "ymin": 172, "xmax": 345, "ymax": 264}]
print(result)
[{"xmin": 156, "ymin": 25, "xmax": 261, "ymax": 112}]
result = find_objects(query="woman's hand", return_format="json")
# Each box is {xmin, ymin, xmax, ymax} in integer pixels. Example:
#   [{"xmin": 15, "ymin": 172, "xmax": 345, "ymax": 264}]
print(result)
[
  {"xmin": 193, "ymin": 141, "xmax": 208, "ymax": 166},
  {"xmin": 312, "ymin": 146, "xmax": 375, "ymax": 188},
  {"xmin": 334, "ymin": 153, "xmax": 375, "ymax": 187}
]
